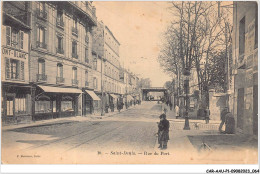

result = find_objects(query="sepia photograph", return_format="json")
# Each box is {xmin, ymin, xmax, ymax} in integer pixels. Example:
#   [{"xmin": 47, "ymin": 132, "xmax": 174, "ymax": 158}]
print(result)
[{"xmin": 1, "ymin": 0, "xmax": 258, "ymax": 167}]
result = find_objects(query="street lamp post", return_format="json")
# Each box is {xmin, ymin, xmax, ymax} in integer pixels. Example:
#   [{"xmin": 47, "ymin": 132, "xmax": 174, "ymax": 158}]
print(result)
[{"xmin": 183, "ymin": 68, "xmax": 190, "ymax": 130}]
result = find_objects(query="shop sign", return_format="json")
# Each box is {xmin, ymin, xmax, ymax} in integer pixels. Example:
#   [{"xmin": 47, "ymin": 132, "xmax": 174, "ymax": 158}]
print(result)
[{"xmin": 2, "ymin": 47, "xmax": 28, "ymax": 59}]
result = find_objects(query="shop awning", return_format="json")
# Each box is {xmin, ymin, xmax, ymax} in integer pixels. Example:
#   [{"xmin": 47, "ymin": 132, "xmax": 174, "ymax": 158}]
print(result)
[
  {"xmin": 85, "ymin": 90, "xmax": 101, "ymax": 100},
  {"xmin": 126, "ymin": 95, "xmax": 134, "ymax": 101},
  {"xmin": 110, "ymin": 94, "xmax": 118, "ymax": 99},
  {"xmin": 38, "ymin": 85, "xmax": 82, "ymax": 94}
]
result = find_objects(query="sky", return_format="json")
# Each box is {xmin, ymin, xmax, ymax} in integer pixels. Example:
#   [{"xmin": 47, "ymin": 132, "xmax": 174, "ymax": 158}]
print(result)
[{"xmin": 93, "ymin": 1, "xmax": 173, "ymax": 87}]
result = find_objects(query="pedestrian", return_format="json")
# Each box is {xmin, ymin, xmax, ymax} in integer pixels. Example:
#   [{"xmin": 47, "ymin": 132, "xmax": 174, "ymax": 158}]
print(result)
[
  {"xmin": 169, "ymin": 102, "xmax": 173, "ymax": 111},
  {"xmin": 225, "ymin": 112, "xmax": 235, "ymax": 134},
  {"xmin": 219, "ymin": 107, "xmax": 228, "ymax": 133},
  {"xmin": 204, "ymin": 108, "xmax": 210, "ymax": 124},
  {"xmin": 157, "ymin": 113, "xmax": 170, "ymax": 150},
  {"xmin": 175, "ymin": 105, "xmax": 179, "ymax": 118}
]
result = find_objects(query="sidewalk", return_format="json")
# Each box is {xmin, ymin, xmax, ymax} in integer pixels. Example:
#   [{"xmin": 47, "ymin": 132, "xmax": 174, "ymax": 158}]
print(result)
[{"xmin": 2, "ymin": 105, "xmax": 132, "ymax": 131}]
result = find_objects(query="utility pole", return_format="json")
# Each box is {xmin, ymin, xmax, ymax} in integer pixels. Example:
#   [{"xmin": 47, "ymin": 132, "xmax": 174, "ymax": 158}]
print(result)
[{"xmin": 100, "ymin": 53, "xmax": 104, "ymax": 116}]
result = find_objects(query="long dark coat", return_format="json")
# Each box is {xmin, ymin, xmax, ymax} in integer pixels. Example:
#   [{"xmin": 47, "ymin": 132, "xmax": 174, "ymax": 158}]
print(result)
[{"xmin": 158, "ymin": 119, "xmax": 170, "ymax": 143}]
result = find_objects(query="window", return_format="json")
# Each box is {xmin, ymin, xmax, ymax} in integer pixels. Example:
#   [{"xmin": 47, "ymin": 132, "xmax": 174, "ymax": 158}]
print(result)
[
  {"xmin": 72, "ymin": 67, "xmax": 77, "ymax": 80},
  {"xmin": 38, "ymin": 59, "xmax": 45, "ymax": 75},
  {"xmin": 37, "ymin": 26, "xmax": 46, "ymax": 48},
  {"xmin": 73, "ymin": 17, "xmax": 77, "ymax": 29},
  {"xmin": 93, "ymin": 77, "xmax": 97, "ymax": 89},
  {"xmin": 72, "ymin": 41, "xmax": 77, "ymax": 58},
  {"xmin": 57, "ymin": 9, "xmax": 64, "ymax": 27},
  {"xmin": 93, "ymin": 58, "xmax": 97, "ymax": 70},
  {"xmin": 85, "ymin": 47, "xmax": 89, "ymax": 63},
  {"xmin": 5, "ymin": 58, "xmax": 24, "ymax": 80},
  {"xmin": 57, "ymin": 35, "xmax": 63, "ymax": 54},
  {"xmin": 10, "ymin": 59, "xmax": 19, "ymax": 79},
  {"xmin": 239, "ymin": 16, "xmax": 245, "ymax": 56},
  {"xmin": 57, "ymin": 63, "xmax": 63, "ymax": 78},
  {"xmin": 11, "ymin": 29, "xmax": 19, "ymax": 48},
  {"xmin": 38, "ymin": 2, "xmax": 45, "ymax": 12},
  {"xmin": 85, "ymin": 70, "xmax": 89, "ymax": 85}
]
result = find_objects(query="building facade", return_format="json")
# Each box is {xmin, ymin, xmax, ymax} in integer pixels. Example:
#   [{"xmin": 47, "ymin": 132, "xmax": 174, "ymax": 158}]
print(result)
[
  {"xmin": 29, "ymin": 1, "xmax": 97, "ymax": 120},
  {"xmin": 2, "ymin": 1, "xmax": 31, "ymax": 124},
  {"xmin": 92, "ymin": 21, "xmax": 122, "ymax": 112},
  {"xmin": 232, "ymin": 1, "xmax": 258, "ymax": 135}
]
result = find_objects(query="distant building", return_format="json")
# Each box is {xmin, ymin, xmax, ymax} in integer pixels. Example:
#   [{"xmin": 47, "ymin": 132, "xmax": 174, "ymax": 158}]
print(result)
[
  {"xmin": 231, "ymin": 1, "xmax": 258, "ymax": 135},
  {"xmin": 92, "ymin": 21, "xmax": 122, "ymax": 112}
]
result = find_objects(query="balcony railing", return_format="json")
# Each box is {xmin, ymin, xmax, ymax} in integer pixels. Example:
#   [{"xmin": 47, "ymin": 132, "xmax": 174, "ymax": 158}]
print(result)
[
  {"xmin": 85, "ymin": 81, "xmax": 89, "ymax": 87},
  {"xmin": 36, "ymin": 41, "xmax": 47, "ymax": 49},
  {"xmin": 56, "ymin": 19, "xmax": 64, "ymax": 29},
  {"xmin": 72, "ymin": 53, "xmax": 78, "ymax": 59},
  {"xmin": 36, "ymin": 9, "xmax": 47, "ymax": 20},
  {"xmin": 37, "ymin": 74, "xmax": 47, "ymax": 82},
  {"xmin": 56, "ymin": 77, "xmax": 65, "ymax": 84},
  {"xmin": 56, "ymin": 48, "xmax": 64, "ymax": 54},
  {"xmin": 72, "ymin": 79, "xmax": 78, "ymax": 86},
  {"xmin": 71, "ymin": 27, "xmax": 78, "ymax": 36}
]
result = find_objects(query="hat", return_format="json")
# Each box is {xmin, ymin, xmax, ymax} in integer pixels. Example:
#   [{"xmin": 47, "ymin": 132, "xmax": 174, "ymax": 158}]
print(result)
[{"xmin": 160, "ymin": 114, "xmax": 166, "ymax": 119}]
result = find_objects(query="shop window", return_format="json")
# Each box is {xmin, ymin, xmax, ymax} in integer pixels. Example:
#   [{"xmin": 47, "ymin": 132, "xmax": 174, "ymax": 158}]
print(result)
[
  {"xmin": 61, "ymin": 96, "xmax": 73, "ymax": 112},
  {"xmin": 6, "ymin": 95, "xmax": 14, "ymax": 116},
  {"xmin": 15, "ymin": 95, "xmax": 26, "ymax": 115},
  {"xmin": 35, "ymin": 96, "xmax": 51, "ymax": 113}
]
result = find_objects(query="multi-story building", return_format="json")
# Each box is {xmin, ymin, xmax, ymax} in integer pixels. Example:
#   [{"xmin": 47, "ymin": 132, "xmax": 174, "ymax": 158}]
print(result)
[
  {"xmin": 231, "ymin": 1, "xmax": 258, "ymax": 135},
  {"xmin": 1, "ymin": 1, "xmax": 31, "ymax": 124},
  {"xmin": 92, "ymin": 21, "xmax": 122, "ymax": 112},
  {"xmin": 29, "ymin": 1, "xmax": 98, "ymax": 119}
]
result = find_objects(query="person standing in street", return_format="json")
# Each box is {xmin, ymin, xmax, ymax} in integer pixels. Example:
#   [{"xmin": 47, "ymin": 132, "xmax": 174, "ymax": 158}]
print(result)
[
  {"xmin": 157, "ymin": 114, "xmax": 170, "ymax": 150},
  {"xmin": 175, "ymin": 105, "xmax": 179, "ymax": 118},
  {"xmin": 219, "ymin": 107, "xmax": 228, "ymax": 133}
]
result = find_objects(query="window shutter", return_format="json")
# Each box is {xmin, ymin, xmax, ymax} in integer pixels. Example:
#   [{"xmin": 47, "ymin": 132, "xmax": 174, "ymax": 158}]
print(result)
[
  {"xmin": 60, "ymin": 65, "xmax": 63, "ymax": 78},
  {"xmin": 20, "ymin": 31, "xmax": 24, "ymax": 50},
  {"xmin": 42, "ymin": 61, "xmax": 45, "ymax": 75},
  {"xmin": 5, "ymin": 58, "xmax": 10, "ymax": 79},
  {"xmin": 6, "ymin": 26, "xmax": 11, "ymax": 46},
  {"xmin": 17, "ymin": 61, "xmax": 20, "ymax": 79},
  {"xmin": 21, "ymin": 61, "xmax": 25, "ymax": 80}
]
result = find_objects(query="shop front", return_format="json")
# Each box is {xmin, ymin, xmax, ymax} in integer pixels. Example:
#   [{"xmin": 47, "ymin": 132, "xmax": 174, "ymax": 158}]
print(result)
[
  {"xmin": 83, "ymin": 90, "xmax": 101, "ymax": 115},
  {"xmin": 33, "ymin": 85, "xmax": 82, "ymax": 121},
  {"xmin": 109, "ymin": 94, "xmax": 118, "ymax": 112},
  {"xmin": 2, "ymin": 83, "xmax": 32, "ymax": 125}
]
